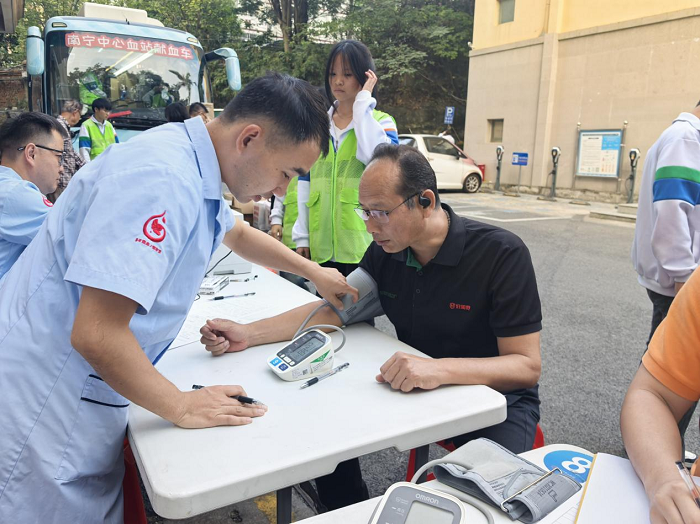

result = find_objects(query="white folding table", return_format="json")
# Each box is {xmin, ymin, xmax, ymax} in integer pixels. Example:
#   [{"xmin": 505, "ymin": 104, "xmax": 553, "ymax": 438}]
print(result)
[
  {"xmin": 296, "ymin": 444, "xmax": 594, "ymax": 524},
  {"xmin": 128, "ymin": 266, "xmax": 507, "ymax": 523}
]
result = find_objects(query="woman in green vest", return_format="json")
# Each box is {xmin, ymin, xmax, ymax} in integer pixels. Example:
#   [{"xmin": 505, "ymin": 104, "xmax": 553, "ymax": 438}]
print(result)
[{"xmin": 294, "ymin": 40, "xmax": 399, "ymax": 278}]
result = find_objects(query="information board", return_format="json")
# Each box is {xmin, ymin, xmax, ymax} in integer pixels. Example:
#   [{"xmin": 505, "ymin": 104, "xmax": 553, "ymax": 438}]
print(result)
[{"xmin": 576, "ymin": 130, "xmax": 623, "ymax": 178}]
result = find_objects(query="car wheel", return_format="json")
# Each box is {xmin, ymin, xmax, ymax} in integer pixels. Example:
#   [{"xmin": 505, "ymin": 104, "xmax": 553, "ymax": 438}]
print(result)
[{"xmin": 463, "ymin": 173, "xmax": 481, "ymax": 193}]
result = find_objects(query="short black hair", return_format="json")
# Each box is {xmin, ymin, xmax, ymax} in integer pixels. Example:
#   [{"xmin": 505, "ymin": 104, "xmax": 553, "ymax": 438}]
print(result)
[
  {"xmin": 189, "ymin": 102, "xmax": 208, "ymax": 116},
  {"xmin": 369, "ymin": 144, "xmax": 440, "ymax": 209},
  {"xmin": 92, "ymin": 98, "xmax": 112, "ymax": 112},
  {"xmin": 165, "ymin": 102, "xmax": 189, "ymax": 123},
  {"xmin": 221, "ymin": 73, "xmax": 329, "ymax": 156},
  {"xmin": 325, "ymin": 40, "xmax": 376, "ymax": 106},
  {"xmin": 0, "ymin": 112, "xmax": 68, "ymax": 160}
]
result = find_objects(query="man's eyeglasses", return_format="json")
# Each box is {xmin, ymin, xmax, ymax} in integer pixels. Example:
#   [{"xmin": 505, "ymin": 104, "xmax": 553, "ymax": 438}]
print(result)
[
  {"xmin": 354, "ymin": 192, "xmax": 421, "ymax": 223},
  {"xmin": 17, "ymin": 144, "xmax": 65, "ymax": 164}
]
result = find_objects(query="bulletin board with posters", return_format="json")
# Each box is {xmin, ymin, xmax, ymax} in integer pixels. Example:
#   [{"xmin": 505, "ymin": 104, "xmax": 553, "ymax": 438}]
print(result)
[{"xmin": 575, "ymin": 129, "xmax": 623, "ymax": 178}]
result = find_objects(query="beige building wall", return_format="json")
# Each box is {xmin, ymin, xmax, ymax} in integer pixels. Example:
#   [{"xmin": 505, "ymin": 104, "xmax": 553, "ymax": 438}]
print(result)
[{"xmin": 465, "ymin": 4, "xmax": 700, "ymax": 197}]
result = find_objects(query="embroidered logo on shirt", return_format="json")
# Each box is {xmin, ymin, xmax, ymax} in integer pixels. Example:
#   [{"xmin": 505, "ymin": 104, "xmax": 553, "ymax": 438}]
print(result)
[
  {"xmin": 42, "ymin": 197, "xmax": 53, "ymax": 207},
  {"xmin": 380, "ymin": 290, "xmax": 397, "ymax": 299},
  {"xmin": 143, "ymin": 211, "xmax": 167, "ymax": 242},
  {"xmin": 450, "ymin": 302, "xmax": 471, "ymax": 311}
]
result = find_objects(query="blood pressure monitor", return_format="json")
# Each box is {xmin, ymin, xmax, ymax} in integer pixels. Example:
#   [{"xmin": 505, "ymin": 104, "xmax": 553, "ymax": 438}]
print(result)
[
  {"xmin": 369, "ymin": 482, "xmax": 467, "ymax": 524},
  {"xmin": 267, "ymin": 329, "xmax": 334, "ymax": 381}
]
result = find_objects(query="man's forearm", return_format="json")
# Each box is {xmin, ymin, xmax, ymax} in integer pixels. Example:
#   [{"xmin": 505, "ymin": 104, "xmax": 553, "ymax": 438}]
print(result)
[
  {"xmin": 225, "ymin": 222, "xmax": 318, "ymax": 279},
  {"xmin": 246, "ymin": 300, "xmax": 342, "ymax": 347},
  {"xmin": 436, "ymin": 354, "xmax": 540, "ymax": 391},
  {"xmin": 73, "ymin": 325, "xmax": 184, "ymax": 423},
  {"xmin": 621, "ymin": 388, "xmax": 684, "ymax": 498}
]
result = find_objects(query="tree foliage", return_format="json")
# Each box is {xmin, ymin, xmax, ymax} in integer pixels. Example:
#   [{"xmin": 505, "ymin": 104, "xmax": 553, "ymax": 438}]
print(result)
[{"xmin": 1, "ymin": 0, "xmax": 473, "ymax": 135}]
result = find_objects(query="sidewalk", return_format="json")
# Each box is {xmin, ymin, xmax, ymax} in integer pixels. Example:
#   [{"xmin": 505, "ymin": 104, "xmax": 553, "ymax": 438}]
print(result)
[{"xmin": 439, "ymin": 190, "xmax": 633, "ymax": 225}]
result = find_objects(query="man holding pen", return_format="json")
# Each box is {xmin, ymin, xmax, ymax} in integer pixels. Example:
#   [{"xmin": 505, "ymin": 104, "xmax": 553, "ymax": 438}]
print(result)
[
  {"xmin": 622, "ymin": 268, "xmax": 700, "ymax": 523},
  {"xmin": 0, "ymin": 73, "xmax": 357, "ymax": 523}
]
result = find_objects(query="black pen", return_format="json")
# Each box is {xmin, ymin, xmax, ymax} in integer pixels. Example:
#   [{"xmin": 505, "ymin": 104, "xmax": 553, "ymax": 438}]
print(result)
[
  {"xmin": 192, "ymin": 384, "xmax": 264, "ymax": 405},
  {"xmin": 212, "ymin": 292, "xmax": 256, "ymax": 301}
]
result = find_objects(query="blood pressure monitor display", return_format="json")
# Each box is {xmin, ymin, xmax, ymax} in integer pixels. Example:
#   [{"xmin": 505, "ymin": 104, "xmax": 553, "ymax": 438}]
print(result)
[
  {"xmin": 405, "ymin": 503, "xmax": 454, "ymax": 524},
  {"xmin": 268, "ymin": 329, "xmax": 334, "ymax": 381},
  {"xmin": 285, "ymin": 333, "xmax": 326, "ymax": 362}
]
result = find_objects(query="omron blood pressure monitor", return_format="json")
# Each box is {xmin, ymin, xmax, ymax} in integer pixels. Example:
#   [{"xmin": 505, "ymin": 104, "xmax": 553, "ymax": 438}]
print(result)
[
  {"xmin": 368, "ymin": 482, "xmax": 467, "ymax": 524},
  {"xmin": 267, "ymin": 329, "xmax": 334, "ymax": 381}
]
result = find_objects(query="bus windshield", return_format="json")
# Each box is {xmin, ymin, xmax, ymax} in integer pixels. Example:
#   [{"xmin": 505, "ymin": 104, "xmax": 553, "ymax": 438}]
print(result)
[{"xmin": 46, "ymin": 30, "xmax": 211, "ymax": 128}]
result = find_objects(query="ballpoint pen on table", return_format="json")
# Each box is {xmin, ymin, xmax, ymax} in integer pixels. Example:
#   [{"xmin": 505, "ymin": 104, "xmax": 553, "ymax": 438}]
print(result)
[
  {"xmin": 300, "ymin": 362, "xmax": 350, "ymax": 389},
  {"xmin": 191, "ymin": 384, "xmax": 264, "ymax": 406},
  {"xmin": 212, "ymin": 292, "xmax": 256, "ymax": 301},
  {"xmin": 675, "ymin": 461, "xmax": 700, "ymax": 508}
]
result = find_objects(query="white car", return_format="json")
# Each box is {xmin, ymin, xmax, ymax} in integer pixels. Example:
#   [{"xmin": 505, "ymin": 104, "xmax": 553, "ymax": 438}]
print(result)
[{"xmin": 398, "ymin": 134, "xmax": 483, "ymax": 193}]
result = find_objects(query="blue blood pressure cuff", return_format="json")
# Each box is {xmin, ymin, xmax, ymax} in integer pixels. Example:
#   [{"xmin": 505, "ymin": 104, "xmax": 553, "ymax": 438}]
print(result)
[{"xmin": 327, "ymin": 268, "xmax": 384, "ymax": 325}]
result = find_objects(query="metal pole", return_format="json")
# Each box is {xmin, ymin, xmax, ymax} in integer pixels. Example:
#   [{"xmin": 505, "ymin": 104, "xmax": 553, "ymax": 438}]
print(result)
[
  {"xmin": 495, "ymin": 146, "xmax": 504, "ymax": 192},
  {"xmin": 517, "ymin": 166, "xmax": 522, "ymax": 195},
  {"xmin": 627, "ymin": 149, "xmax": 640, "ymax": 204}
]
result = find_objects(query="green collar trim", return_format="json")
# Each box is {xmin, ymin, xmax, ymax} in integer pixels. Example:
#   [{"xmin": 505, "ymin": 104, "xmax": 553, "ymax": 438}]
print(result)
[{"xmin": 406, "ymin": 248, "xmax": 422, "ymax": 270}]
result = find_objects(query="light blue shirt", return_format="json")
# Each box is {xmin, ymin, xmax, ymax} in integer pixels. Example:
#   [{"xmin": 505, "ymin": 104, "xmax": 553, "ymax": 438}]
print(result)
[
  {"xmin": 0, "ymin": 166, "xmax": 52, "ymax": 278},
  {"xmin": 0, "ymin": 118, "xmax": 234, "ymax": 523}
]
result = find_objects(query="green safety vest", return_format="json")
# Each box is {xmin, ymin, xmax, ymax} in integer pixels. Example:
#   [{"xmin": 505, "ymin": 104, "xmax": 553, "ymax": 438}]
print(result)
[
  {"xmin": 79, "ymin": 72, "xmax": 107, "ymax": 107},
  {"xmin": 83, "ymin": 119, "xmax": 117, "ymax": 160},
  {"xmin": 152, "ymin": 93, "xmax": 171, "ymax": 108},
  {"xmin": 308, "ymin": 109, "xmax": 396, "ymax": 264},
  {"xmin": 282, "ymin": 177, "xmax": 299, "ymax": 250}
]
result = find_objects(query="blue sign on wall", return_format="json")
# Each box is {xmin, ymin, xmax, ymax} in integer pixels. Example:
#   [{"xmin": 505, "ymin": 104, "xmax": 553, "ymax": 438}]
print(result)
[
  {"xmin": 444, "ymin": 106, "xmax": 455, "ymax": 125},
  {"xmin": 512, "ymin": 152, "xmax": 529, "ymax": 166}
]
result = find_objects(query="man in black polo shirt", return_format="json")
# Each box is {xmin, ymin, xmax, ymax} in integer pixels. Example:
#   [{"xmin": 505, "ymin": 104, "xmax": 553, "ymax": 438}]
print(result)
[{"xmin": 199, "ymin": 144, "xmax": 542, "ymax": 510}]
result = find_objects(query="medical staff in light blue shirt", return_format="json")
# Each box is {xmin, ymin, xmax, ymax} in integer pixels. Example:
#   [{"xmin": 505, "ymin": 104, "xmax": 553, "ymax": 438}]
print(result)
[
  {"xmin": 0, "ymin": 112, "xmax": 66, "ymax": 278},
  {"xmin": 0, "ymin": 74, "xmax": 356, "ymax": 523}
]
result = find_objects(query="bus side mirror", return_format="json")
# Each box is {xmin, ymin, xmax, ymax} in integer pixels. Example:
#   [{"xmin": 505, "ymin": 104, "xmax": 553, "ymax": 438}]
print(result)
[
  {"xmin": 26, "ymin": 27, "xmax": 45, "ymax": 76},
  {"xmin": 225, "ymin": 56, "xmax": 241, "ymax": 91}
]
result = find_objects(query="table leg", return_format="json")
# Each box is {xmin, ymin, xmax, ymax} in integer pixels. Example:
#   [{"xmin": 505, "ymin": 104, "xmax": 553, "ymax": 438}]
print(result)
[
  {"xmin": 415, "ymin": 444, "xmax": 430, "ymax": 483},
  {"xmin": 277, "ymin": 486, "xmax": 292, "ymax": 524}
]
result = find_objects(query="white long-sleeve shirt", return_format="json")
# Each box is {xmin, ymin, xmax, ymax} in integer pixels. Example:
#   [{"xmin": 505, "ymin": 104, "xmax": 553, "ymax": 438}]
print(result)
[
  {"xmin": 292, "ymin": 90, "xmax": 397, "ymax": 249},
  {"xmin": 632, "ymin": 112, "xmax": 700, "ymax": 296}
]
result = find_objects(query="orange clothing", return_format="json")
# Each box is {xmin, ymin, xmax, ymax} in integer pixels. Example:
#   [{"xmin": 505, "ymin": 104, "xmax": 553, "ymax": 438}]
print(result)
[{"xmin": 643, "ymin": 269, "xmax": 700, "ymax": 401}]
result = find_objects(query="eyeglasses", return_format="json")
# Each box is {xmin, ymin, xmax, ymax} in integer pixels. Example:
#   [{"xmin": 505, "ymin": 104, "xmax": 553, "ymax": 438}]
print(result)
[
  {"xmin": 18, "ymin": 144, "xmax": 65, "ymax": 164},
  {"xmin": 354, "ymin": 192, "xmax": 421, "ymax": 223}
]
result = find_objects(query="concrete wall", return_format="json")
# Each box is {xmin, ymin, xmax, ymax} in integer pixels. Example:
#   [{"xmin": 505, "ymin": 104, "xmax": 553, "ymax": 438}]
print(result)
[
  {"xmin": 465, "ymin": 8, "xmax": 700, "ymax": 197},
  {"xmin": 560, "ymin": 0, "xmax": 700, "ymax": 33},
  {"xmin": 473, "ymin": 0, "xmax": 547, "ymax": 50}
]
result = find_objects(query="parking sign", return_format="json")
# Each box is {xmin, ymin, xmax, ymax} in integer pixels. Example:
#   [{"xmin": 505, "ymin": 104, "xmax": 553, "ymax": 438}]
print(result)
[
  {"xmin": 512, "ymin": 152, "xmax": 528, "ymax": 166},
  {"xmin": 444, "ymin": 106, "xmax": 455, "ymax": 125}
]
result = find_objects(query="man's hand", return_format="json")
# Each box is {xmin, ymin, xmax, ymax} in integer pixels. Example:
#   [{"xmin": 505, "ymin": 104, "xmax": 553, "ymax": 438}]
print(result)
[
  {"xmin": 200, "ymin": 319, "xmax": 250, "ymax": 356},
  {"xmin": 297, "ymin": 247, "xmax": 310, "ymax": 259},
  {"xmin": 311, "ymin": 266, "xmax": 359, "ymax": 310},
  {"xmin": 174, "ymin": 385, "xmax": 267, "ymax": 428},
  {"xmin": 269, "ymin": 225, "xmax": 283, "ymax": 242},
  {"xmin": 376, "ymin": 352, "xmax": 443, "ymax": 392},
  {"xmin": 648, "ymin": 478, "xmax": 700, "ymax": 524}
]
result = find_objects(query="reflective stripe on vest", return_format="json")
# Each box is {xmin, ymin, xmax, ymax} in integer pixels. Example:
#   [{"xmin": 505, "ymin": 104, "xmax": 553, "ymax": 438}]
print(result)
[
  {"xmin": 282, "ymin": 177, "xmax": 299, "ymax": 250},
  {"xmin": 308, "ymin": 109, "xmax": 396, "ymax": 264},
  {"xmin": 84, "ymin": 120, "xmax": 116, "ymax": 160}
]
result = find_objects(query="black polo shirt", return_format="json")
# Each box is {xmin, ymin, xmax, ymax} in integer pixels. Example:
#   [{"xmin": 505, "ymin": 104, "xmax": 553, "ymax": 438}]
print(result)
[{"xmin": 358, "ymin": 203, "xmax": 542, "ymax": 404}]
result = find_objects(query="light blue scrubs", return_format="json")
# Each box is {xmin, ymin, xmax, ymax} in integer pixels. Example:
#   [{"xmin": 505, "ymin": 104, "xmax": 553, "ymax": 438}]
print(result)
[
  {"xmin": 0, "ymin": 118, "xmax": 234, "ymax": 523},
  {"xmin": 0, "ymin": 166, "xmax": 52, "ymax": 278}
]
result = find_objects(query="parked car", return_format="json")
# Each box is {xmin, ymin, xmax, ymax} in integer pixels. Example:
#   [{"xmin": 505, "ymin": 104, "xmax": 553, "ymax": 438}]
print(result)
[{"xmin": 398, "ymin": 134, "xmax": 483, "ymax": 193}]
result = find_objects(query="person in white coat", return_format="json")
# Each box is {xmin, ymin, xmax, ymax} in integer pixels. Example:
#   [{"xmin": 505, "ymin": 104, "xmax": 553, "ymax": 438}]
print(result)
[{"xmin": 0, "ymin": 73, "xmax": 358, "ymax": 523}]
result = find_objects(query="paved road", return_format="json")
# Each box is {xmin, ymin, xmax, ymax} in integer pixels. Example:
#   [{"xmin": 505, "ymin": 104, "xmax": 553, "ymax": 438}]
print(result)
[{"xmin": 147, "ymin": 192, "xmax": 689, "ymax": 523}]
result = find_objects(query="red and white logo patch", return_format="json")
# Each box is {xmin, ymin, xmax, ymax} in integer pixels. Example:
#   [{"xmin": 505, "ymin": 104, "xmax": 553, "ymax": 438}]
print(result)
[
  {"xmin": 42, "ymin": 196, "xmax": 53, "ymax": 207},
  {"xmin": 143, "ymin": 211, "xmax": 167, "ymax": 242}
]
